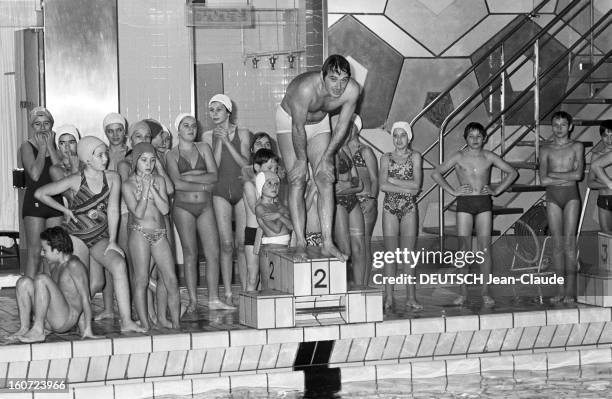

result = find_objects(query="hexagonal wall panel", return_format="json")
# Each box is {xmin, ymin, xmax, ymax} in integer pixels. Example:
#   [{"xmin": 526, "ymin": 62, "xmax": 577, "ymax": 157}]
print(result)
[
  {"xmin": 385, "ymin": 0, "xmax": 487, "ymax": 55},
  {"xmin": 423, "ymin": 92, "xmax": 455, "ymax": 128},
  {"xmin": 389, "ymin": 58, "xmax": 489, "ymax": 157},
  {"xmin": 329, "ymin": 16, "xmax": 404, "ymax": 129}
]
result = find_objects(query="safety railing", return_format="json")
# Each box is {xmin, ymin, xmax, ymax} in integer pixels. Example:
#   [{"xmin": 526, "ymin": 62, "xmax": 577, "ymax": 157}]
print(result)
[{"xmin": 408, "ymin": 0, "xmax": 611, "ymax": 247}]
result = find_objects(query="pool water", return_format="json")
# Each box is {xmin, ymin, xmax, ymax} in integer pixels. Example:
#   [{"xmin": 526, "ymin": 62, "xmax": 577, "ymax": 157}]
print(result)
[{"xmin": 152, "ymin": 362, "xmax": 612, "ymax": 398}]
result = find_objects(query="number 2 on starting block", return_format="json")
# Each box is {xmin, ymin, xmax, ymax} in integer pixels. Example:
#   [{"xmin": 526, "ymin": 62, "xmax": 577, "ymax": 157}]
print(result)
[{"xmin": 311, "ymin": 260, "xmax": 329, "ymax": 295}]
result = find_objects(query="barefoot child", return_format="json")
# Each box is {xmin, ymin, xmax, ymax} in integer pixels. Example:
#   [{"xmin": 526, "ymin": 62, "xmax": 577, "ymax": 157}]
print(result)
[
  {"xmin": 255, "ymin": 171, "xmax": 293, "ymax": 286},
  {"xmin": 540, "ymin": 111, "xmax": 584, "ymax": 303},
  {"xmin": 432, "ymin": 122, "xmax": 518, "ymax": 307},
  {"xmin": 11, "ymin": 226, "xmax": 98, "ymax": 343},
  {"xmin": 242, "ymin": 149, "xmax": 280, "ymax": 291},
  {"xmin": 122, "ymin": 143, "xmax": 180, "ymax": 329},
  {"xmin": 35, "ymin": 136, "xmax": 143, "ymax": 333},
  {"xmin": 588, "ymin": 120, "xmax": 612, "ymax": 233}
]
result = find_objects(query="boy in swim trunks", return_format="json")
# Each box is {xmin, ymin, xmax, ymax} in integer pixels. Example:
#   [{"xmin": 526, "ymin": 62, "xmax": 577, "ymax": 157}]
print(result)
[
  {"xmin": 588, "ymin": 120, "xmax": 612, "ymax": 233},
  {"xmin": 432, "ymin": 122, "xmax": 518, "ymax": 307},
  {"xmin": 242, "ymin": 149, "xmax": 280, "ymax": 291},
  {"xmin": 255, "ymin": 171, "xmax": 293, "ymax": 287},
  {"xmin": 276, "ymin": 54, "xmax": 360, "ymax": 261},
  {"xmin": 10, "ymin": 226, "xmax": 98, "ymax": 343},
  {"xmin": 539, "ymin": 111, "xmax": 584, "ymax": 304}
]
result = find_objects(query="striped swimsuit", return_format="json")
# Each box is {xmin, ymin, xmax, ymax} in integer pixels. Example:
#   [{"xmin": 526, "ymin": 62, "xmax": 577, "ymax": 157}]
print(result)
[{"xmin": 64, "ymin": 171, "xmax": 110, "ymax": 247}]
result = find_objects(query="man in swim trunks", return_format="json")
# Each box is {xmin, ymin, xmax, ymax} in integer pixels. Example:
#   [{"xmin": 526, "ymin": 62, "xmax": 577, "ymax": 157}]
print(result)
[
  {"xmin": 10, "ymin": 226, "xmax": 98, "ymax": 343},
  {"xmin": 588, "ymin": 120, "xmax": 612, "ymax": 233},
  {"xmin": 432, "ymin": 122, "xmax": 518, "ymax": 307},
  {"xmin": 276, "ymin": 54, "xmax": 361, "ymax": 261},
  {"xmin": 539, "ymin": 111, "xmax": 584, "ymax": 304}
]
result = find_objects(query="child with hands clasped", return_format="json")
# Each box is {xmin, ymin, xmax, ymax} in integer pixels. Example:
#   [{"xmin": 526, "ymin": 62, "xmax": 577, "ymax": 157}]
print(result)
[
  {"xmin": 255, "ymin": 172, "xmax": 293, "ymax": 287},
  {"xmin": 242, "ymin": 149, "xmax": 280, "ymax": 291},
  {"xmin": 122, "ymin": 143, "xmax": 180, "ymax": 330}
]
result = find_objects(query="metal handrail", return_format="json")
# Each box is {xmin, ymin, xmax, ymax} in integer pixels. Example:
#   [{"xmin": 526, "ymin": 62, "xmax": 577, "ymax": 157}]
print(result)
[
  {"xmin": 416, "ymin": 0, "xmax": 587, "ymax": 160},
  {"xmin": 414, "ymin": 1, "xmax": 594, "ymax": 207},
  {"xmin": 408, "ymin": 0, "xmax": 559, "ymax": 131},
  {"xmin": 488, "ymin": 13, "xmax": 612, "ymax": 157},
  {"xmin": 433, "ymin": 5, "xmax": 607, "ymax": 159},
  {"xmin": 416, "ymin": 9, "xmax": 610, "ymax": 210},
  {"xmin": 429, "ymin": 1, "xmax": 607, "ymax": 242}
]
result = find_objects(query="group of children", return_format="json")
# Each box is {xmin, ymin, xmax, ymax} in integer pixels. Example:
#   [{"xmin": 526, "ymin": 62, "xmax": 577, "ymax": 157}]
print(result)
[
  {"xmin": 12, "ymin": 92, "xmax": 612, "ymax": 342},
  {"xmin": 12, "ymin": 98, "xmax": 313, "ymax": 342}
]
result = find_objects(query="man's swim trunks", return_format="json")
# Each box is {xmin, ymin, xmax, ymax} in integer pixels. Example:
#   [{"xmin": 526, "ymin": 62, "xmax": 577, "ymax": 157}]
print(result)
[{"xmin": 275, "ymin": 105, "xmax": 330, "ymax": 140}]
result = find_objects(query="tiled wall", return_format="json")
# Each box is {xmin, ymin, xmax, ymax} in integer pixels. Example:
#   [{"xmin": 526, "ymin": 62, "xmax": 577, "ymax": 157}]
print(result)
[
  {"xmin": 118, "ymin": 0, "xmax": 192, "ymax": 130},
  {"xmin": 118, "ymin": 0, "xmax": 307, "ymax": 135},
  {"xmin": 193, "ymin": 1, "xmax": 305, "ymax": 134}
]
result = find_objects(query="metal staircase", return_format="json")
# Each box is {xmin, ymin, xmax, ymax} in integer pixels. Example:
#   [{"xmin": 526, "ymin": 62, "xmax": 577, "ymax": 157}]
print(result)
[{"xmin": 409, "ymin": 0, "xmax": 612, "ymax": 247}]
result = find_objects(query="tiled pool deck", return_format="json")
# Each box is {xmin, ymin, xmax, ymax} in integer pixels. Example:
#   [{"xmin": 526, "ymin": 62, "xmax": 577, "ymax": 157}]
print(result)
[
  {"xmin": 0, "ymin": 282, "xmax": 611, "ymax": 399},
  {"xmin": 0, "ymin": 233, "xmax": 610, "ymax": 398}
]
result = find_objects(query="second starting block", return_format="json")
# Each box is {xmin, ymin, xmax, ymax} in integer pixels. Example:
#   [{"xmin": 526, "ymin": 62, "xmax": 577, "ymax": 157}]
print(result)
[{"xmin": 240, "ymin": 247, "xmax": 382, "ymax": 329}]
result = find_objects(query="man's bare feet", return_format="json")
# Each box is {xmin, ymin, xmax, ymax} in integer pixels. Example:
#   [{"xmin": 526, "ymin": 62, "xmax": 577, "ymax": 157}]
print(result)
[
  {"xmin": 94, "ymin": 310, "xmax": 115, "ymax": 321},
  {"xmin": 321, "ymin": 242, "xmax": 348, "ymax": 262},
  {"xmin": 120, "ymin": 320, "xmax": 147, "ymax": 333},
  {"xmin": 292, "ymin": 241, "xmax": 309, "ymax": 262},
  {"xmin": 18, "ymin": 328, "xmax": 46, "ymax": 343},
  {"xmin": 208, "ymin": 298, "xmax": 236, "ymax": 310}
]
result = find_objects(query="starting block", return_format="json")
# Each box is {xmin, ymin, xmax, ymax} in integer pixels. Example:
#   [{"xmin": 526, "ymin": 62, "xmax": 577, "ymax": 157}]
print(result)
[
  {"xmin": 295, "ymin": 294, "xmax": 346, "ymax": 326},
  {"xmin": 239, "ymin": 289, "xmax": 295, "ymax": 329},
  {"xmin": 577, "ymin": 269, "xmax": 612, "ymax": 307},
  {"xmin": 242, "ymin": 247, "xmax": 383, "ymax": 329},
  {"xmin": 262, "ymin": 246, "xmax": 347, "ymax": 296},
  {"xmin": 598, "ymin": 232, "xmax": 612, "ymax": 272}
]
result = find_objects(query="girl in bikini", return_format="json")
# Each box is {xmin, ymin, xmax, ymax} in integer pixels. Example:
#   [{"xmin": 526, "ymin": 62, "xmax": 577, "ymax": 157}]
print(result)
[
  {"xmin": 123, "ymin": 143, "xmax": 180, "ymax": 329},
  {"xmin": 344, "ymin": 115, "xmax": 379, "ymax": 281},
  {"xmin": 202, "ymin": 94, "xmax": 252, "ymax": 305},
  {"xmin": 35, "ymin": 136, "xmax": 143, "ymax": 332},
  {"xmin": 166, "ymin": 114, "xmax": 233, "ymax": 311},
  {"xmin": 334, "ymin": 145, "xmax": 366, "ymax": 287},
  {"xmin": 379, "ymin": 122, "xmax": 423, "ymax": 312}
]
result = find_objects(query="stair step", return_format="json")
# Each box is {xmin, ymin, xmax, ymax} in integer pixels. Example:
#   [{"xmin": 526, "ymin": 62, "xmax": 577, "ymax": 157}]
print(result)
[
  {"xmin": 514, "ymin": 140, "xmax": 593, "ymax": 147},
  {"xmin": 508, "ymin": 184, "xmax": 546, "ymax": 192},
  {"xmin": 584, "ymin": 77, "xmax": 612, "ymax": 84},
  {"xmin": 508, "ymin": 161, "xmax": 539, "ymax": 170},
  {"xmin": 563, "ymin": 98, "xmax": 612, "ymax": 104},
  {"xmin": 422, "ymin": 226, "xmax": 501, "ymax": 236},
  {"xmin": 573, "ymin": 119, "xmax": 602, "ymax": 126},
  {"xmin": 447, "ymin": 204, "xmax": 523, "ymax": 215}
]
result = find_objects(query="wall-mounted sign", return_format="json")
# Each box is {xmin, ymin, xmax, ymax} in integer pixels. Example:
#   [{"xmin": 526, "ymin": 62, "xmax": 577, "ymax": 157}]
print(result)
[{"xmin": 186, "ymin": 4, "xmax": 255, "ymax": 28}]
